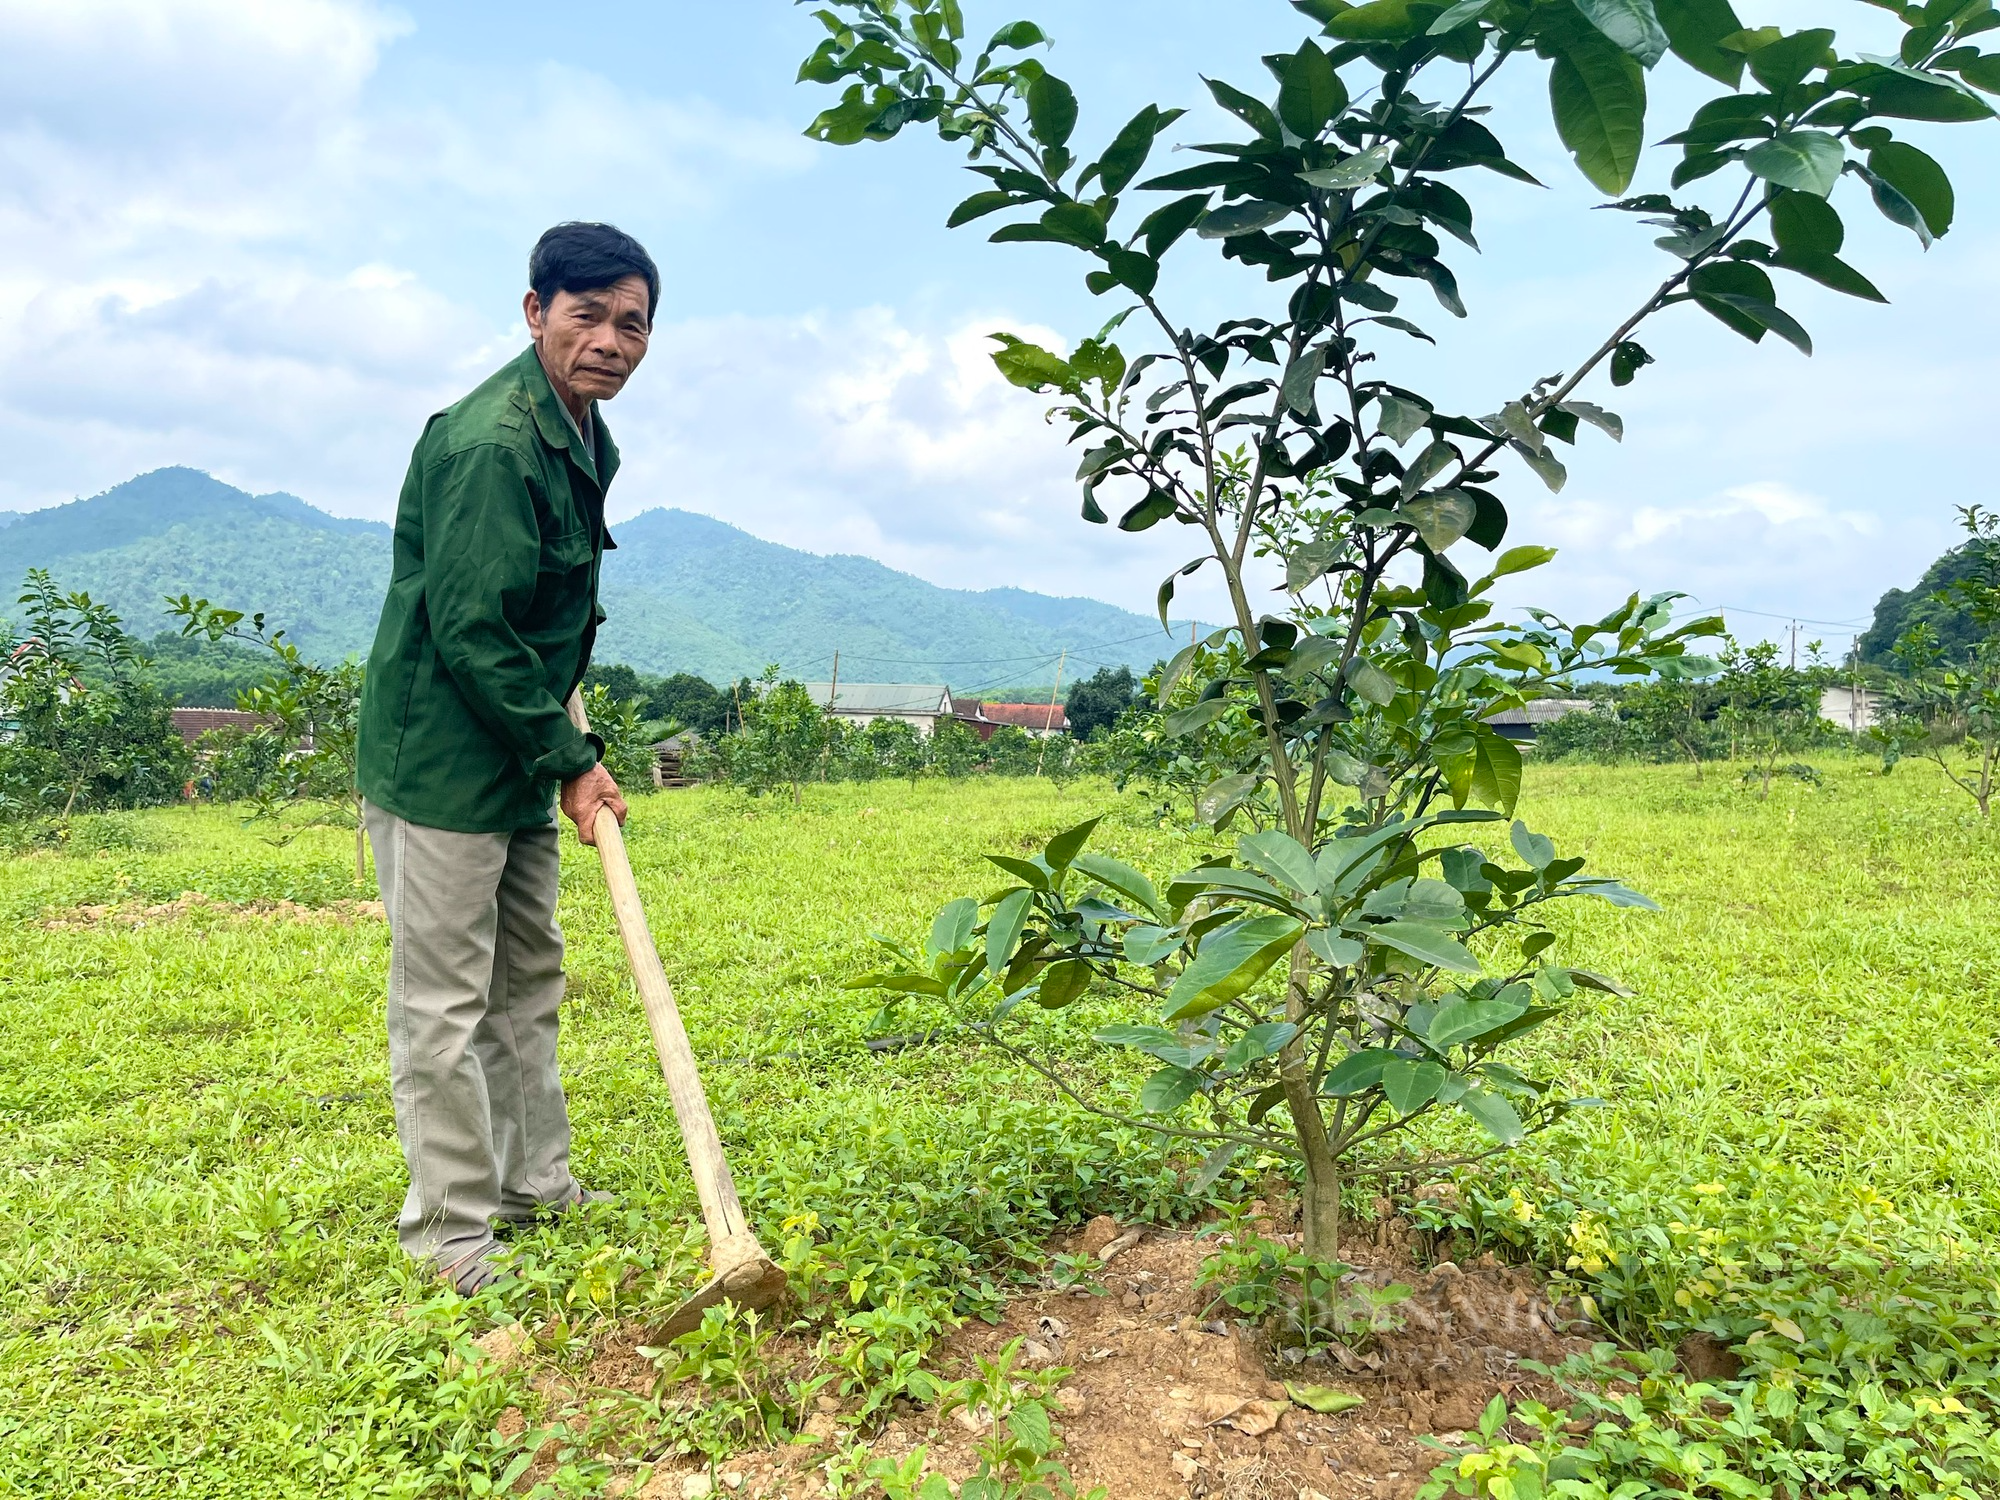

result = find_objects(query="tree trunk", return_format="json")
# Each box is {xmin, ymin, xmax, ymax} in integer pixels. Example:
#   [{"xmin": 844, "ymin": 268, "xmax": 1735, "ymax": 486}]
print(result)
[
  {"xmin": 1280, "ymin": 945, "xmax": 1341, "ymax": 1261},
  {"xmin": 1299, "ymin": 1140, "xmax": 1342, "ymax": 1262}
]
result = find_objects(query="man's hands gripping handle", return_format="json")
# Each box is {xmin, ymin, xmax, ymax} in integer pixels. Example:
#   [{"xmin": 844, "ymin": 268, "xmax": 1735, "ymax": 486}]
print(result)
[{"xmin": 561, "ymin": 692, "xmax": 628, "ymax": 846}]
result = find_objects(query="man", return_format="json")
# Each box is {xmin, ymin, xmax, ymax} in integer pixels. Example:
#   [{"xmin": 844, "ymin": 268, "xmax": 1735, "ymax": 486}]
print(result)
[{"xmin": 357, "ymin": 221, "xmax": 655, "ymax": 1293}]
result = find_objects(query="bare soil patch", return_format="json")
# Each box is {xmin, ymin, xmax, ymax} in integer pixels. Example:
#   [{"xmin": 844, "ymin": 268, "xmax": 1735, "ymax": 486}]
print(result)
[
  {"xmin": 39, "ymin": 890, "xmax": 385, "ymax": 929},
  {"xmin": 593, "ymin": 1205, "xmax": 1591, "ymax": 1500}
]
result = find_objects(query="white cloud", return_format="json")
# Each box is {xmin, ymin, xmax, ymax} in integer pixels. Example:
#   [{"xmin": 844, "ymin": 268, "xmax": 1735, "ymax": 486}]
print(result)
[
  {"xmin": 1491, "ymin": 479, "xmax": 1935, "ymax": 645},
  {"xmin": 604, "ymin": 309, "xmax": 1237, "ymax": 618},
  {"xmin": 0, "ymin": 0, "xmax": 1993, "ymax": 645}
]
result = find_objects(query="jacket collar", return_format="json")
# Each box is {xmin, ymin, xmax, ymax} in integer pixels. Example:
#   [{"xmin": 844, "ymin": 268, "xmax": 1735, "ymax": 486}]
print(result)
[{"xmin": 514, "ymin": 345, "xmax": 621, "ymax": 491}]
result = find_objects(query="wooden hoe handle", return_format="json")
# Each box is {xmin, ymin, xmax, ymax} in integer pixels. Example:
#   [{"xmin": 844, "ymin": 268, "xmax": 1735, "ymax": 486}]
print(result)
[{"xmin": 564, "ymin": 694, "xmax": 750, "ymax": 1249}]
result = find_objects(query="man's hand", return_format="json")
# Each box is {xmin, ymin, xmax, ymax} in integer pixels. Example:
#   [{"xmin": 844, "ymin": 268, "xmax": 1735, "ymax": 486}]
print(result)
[{"xmin": 560, "ymin": 763, "xmax": 628, "ymax": 846}]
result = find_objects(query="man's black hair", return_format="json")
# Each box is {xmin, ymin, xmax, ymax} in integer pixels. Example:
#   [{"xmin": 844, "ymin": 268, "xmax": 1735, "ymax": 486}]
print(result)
[{"xmin": 528, "ymin": 222, "xmax": 660, "ymax": 323}]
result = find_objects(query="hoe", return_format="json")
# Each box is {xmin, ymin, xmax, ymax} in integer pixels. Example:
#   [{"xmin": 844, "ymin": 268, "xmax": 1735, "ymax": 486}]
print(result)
[{"xmin": 564, "ymin": 693, "xmax": 786, "ymax": 1339}]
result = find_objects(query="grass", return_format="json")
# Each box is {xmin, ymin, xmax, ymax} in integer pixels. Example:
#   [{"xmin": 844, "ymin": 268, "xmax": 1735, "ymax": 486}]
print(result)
[{"xmin": 2, "ymin": 759, "xmax": 1998, "ymax": 1495}]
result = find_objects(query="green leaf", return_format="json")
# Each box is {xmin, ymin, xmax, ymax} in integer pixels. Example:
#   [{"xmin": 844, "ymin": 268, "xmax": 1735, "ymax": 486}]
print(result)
[
  {"xmin": 1298, "ymin": 143, "xmax": 1395, "ymax": 189},
  {"xmin": 1854, "ymin": 63, "xmax": 1996, "ymax": 121},
  {"xmin": 1376, "ymin": 393, "xmax": 1432, "ymax": 445},
  {"xmin": 1492, "ymin": 544, "xmax": 1556, "ymax": 577},
  {"xmin": 1197, "ymin": 772, "xmax": 1261, "ymax": 825},
  {"xmin": 1091, "ymin": 105, "xmax": 1176, "ymax": 195},
  {"xmin": 1366, "ymin": 921, "xmax": 1482, "ymax": 973},
  {"xmin": 1140, "ymin": 193, "xmax": 1211, "ymax": 257},
  {"xmin": 1459, "ymin": 1087, "xmax": 1526, "ymax": 1143},
  {"xmin": 1287, "ymin": 1384, "xmax": 1366, "ymax": 1415},
  {"xmin": 1322, "ymin": 1048, "xmax": 1399, "ymax": 1096},
  {"xmin": 1036, "ymin": 958, "xmax": 1093, "ymax": 1008},
  {"xmin": 1238, "ymin": 830, "xmax": 1321, "ymax": 897},
  {"xmin": 1044, "ymin": 815, "xmax": 1103, "ymax": 871},
  {"xmin": 1427, "ymin": 993, "xmax": 1532, "ymax": 1049},
  {"xmin": 1548, "ymin": 20, "xmax": 1648, "ymax": 193},
  {"xmin": 1430, "ymin": 0, "xmax": 1501, "ymax": 34},
  {"xmin": 1768, "ymin": 189, "xmax": 1843, "ymax": 254},
  {"xmin": 1513, "ymin": 441, "xmax": 1568, "ymax": 493},
  {"xmin": 1073, "ymin": 853, "xmax": 1166, "ymax": 919},
  {"xmin": 1773, "ymin": 249, "xmax": 1886, "ymax": 302},
  {"xmin": 1123, "ymin": 924, "xmax": 1183, "ymax": 965},
  {"xmin": 1744, "ymin": 130, "xmax": 1843, "ymax": 197},
  {"xmin": 1121, "ymin": 489, "xmax": 1179, "ymax": 532},
  {"xmin": 948, "ymin": 190, "xmax": 1029, "ymax": 228},
  {"xmin": 1345, "ymin": 657, "xmax": 1398, "ymax": 706},
  {"xmin": 1035, "ymin": 201, "xmax": 1108, "ymax": 248},
  {"xmin": 1381, "ymin": 1057, "xmax": 1449, "ymax": 1114},
  {"xmin": 1704, "ymin": 292, "xmax": 1813, "ymax": 354},
  {"xmin": 928, "ymin": 897, "xmax": 979, "ymax": 959},
  {"xmin": 1095, "ymin": 1022, "xmax": 1181, "ymax": 1055},
  {"xmin": 1559, "ymin": 400, "xmax": 1623, "ymax": 441},
  {"xmin": 989, "ymin": 335, "xmax": 1078, "ymax": 392},
  {"xmin": 1026, "ymin": 74, "xmax": 1078, "ymax": 149},
  {"xmin": 1687, "ymin": 260, "xmax": 1777, "ymax": 341},
  {"xmin": 1746, "ymin": 28, "xmax": 1834, "ymax": 90},
  {"xmin": 1572, "ymin": 0, "xmax": 1670, "ymax": 67},
  {"xmin": 1164, "ymin": 699, "xmax": 1231, "ymax": 738},
  {"xmin": 987, "ymin": 21, "xmax": 1048, "ymax": 51},
  {"xmin": 1510, "ymin": 821, "xmax": 1555, "ymax": 869},
  {"xmin": 1198, "ymin": 199, "xmax": 1295, "ymax": 238},
  {"xmin": 1192, "ymin": 1142, "xmax": 1240, "ymax": 1193},
  {"xmin": 986, "ymin": 888, "xmax": 1033, "ymax": 976},
  {"xmin": 1610, "ymin": 339, "xmax": 1653, "ymax": 385},
  {"xmin": 1469, "ymin": 732, "xmax": 1523, "ymax": 815},
  {"xmin": 986, "ymin": 854, "xmax": 1050, "ymax": 890},
  {"xmin": 1654, "ymin": 0, "xmax": 1746, "ymax": 84},
  {"xmin": 1282, "ymin": 345, "xmax": 1329, "ymax": 417},
  {"xmin": 1327, "ymin": 0, "xmax": 1430, "ymax": 40},
  {"xmin": 1008, "ymin": 1401, "xmax": 1052, "ymax": 1455},
  {"xmin": 1141, "ymin": 1064, "xmax": 1204, "ymax": 1113},
  {"xmin": 1399, "ymin": 490, "xmax": 1478, "ymax": 553},
  {"xmin": 1566, "ymin": 876, "xmax": 1661, "ymax": 910},
  {"xmin": 845, "ymin": 971, "xmax": 949, "ymax": 997},
  {"xmin": 1869, "ymin": 140, "xmax": 1955, "ymax": 237},
  {"xmin": 1165, "ymin": 914, "xmax": 1305, "ymax": 1020},
  {"xmin": 1224, "ymin": 1021, "xmax": 1300, "ymax": 1069},
  {"xmin": 1278, "ymin": 39, "xmax": 1346, "ymax": 137},
  {"xmin": 1962, "ymin": 53, "xmax": 2000, "ymax": 94},
  {"xmin": 1205, "ymin": 77, "xmax": 1283, "ymax": 138},
  {"xmin": 1306, "ymin": 930, "xmax": 1366, "ymax": 966}
]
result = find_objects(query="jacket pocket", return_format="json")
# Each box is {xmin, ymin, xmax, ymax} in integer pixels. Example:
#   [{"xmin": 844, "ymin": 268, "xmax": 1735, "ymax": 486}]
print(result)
[{"xmin": 538, "ymin": 528, "xmax": 593, "ymax": 573}]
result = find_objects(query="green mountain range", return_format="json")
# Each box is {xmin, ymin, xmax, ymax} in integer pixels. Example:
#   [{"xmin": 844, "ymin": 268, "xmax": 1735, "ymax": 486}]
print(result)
[{"xmin": 0, "ymin": 468, "xmax": 1200, "ymax": 687}]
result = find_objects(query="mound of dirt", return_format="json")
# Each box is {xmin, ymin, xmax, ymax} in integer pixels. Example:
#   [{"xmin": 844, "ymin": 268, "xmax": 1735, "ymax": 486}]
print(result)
[
  {"xmin": 598, "ymin": 1214, "xmax": 1591, "ymax": 1500},
  {"xmin": 39, "ymin": 890, "xmax": 385, "ymax": 929}
]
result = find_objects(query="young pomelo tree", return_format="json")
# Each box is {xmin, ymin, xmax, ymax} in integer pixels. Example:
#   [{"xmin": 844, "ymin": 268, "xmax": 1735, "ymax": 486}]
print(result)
[{"xmin": 802, "ymin": 0, "xmax": 1991, "ymax": 1256}]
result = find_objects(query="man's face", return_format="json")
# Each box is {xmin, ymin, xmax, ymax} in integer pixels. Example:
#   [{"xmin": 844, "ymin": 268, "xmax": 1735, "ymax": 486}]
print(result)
[{"xmin": 523, "ymin": 273, "xmax": 652, "ymax": 406}]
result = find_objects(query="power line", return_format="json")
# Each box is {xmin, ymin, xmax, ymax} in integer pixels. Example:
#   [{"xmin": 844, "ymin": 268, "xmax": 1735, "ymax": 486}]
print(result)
[{"xmin": 828, "ymin": 626, "xmax": 1179, "ymax": 670}]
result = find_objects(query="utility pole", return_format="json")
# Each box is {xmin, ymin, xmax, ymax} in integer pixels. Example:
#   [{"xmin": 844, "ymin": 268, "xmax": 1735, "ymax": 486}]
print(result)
[
  {"xmin": 1789, "ymin": 621, "xmax": 1799, "ymax": 671},
  {"xmin": 820, "ymin": 650, "xmax": 840, "ymax": 779},
  {"xmin": 1035, "ymin": 649, "xmax": 1068, "ymax": 776}
]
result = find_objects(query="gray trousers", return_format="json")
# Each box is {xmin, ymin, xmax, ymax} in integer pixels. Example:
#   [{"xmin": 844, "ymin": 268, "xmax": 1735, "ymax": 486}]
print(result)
[{"xmin": 365, "ymin": 802, "xmax": 580, "ymax": 1271}]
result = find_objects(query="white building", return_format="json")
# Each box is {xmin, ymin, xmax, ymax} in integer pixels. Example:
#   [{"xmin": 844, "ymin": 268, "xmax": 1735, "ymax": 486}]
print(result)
[
  {"xmin": 798, "ymin": 682, "xmax": 957, "ymax": 734},
  {"xmin": 1820, "ymin": 683, "xmax": 1878, "ymax": 732}
]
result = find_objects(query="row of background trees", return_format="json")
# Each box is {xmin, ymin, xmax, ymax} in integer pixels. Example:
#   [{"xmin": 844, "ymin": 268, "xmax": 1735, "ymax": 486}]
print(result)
[{"xmin": 7, "ymin": 503, "xmax": 1998, "ymax": 833}]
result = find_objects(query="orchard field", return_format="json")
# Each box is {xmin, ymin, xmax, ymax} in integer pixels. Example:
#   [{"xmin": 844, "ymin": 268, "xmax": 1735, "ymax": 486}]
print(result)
[{"xmin": 4, "ymin": 762, "xmax": 1999, "ymax": 1497}]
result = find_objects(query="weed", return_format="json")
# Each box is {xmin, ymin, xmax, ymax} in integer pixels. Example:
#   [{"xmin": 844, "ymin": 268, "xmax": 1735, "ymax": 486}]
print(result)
[{"xmin": 875, "ymin": 1337, "xmax": 1105, "ymax": 1500}]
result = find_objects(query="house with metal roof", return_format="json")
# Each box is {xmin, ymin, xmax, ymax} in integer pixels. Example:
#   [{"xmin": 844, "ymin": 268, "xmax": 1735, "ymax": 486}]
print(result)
[
  {"xmin": 1482, "ymin": 699, "xmax": 1593, "ymax": 742},
  {"xmin": 980, "ymin": 701, "xmax": 1069, "ymax": 739},
  {"xmin": 799, "ymin": 682, "xmax": 957, "ymax": 734}
]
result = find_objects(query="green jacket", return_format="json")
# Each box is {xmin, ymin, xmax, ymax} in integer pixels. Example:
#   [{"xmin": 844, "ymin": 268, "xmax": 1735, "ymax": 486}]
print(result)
[{"xmin": 358, "ymin": 346, "xmax": 618, "ymax": 833}]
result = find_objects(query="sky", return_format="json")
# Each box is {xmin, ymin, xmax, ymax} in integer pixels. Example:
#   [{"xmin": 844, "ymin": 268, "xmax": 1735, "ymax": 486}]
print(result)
[{"xmin": 0, "ymin": 0, "xmax": 1994, "ymax": 653}]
